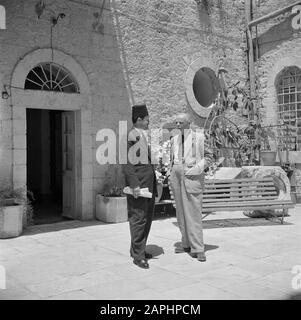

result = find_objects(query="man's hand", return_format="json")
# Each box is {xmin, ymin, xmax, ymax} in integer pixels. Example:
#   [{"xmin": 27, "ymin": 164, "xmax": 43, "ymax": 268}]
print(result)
[
  {"xmin": 184, "ymin": 165, "xmax": 202, "ymax": 176},
  {"xmin": 157, "ymin": 174, "xmax": 164, "ymax": 185},
  {"xmin": 133, "ymin": 186, "xmax": 141, "ymax": 199}
]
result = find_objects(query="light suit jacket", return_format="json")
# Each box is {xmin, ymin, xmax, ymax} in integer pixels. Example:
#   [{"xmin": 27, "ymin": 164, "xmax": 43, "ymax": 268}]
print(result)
[{"xmin": 170, "ymin": 128, "xmax": 213, "ymax": 194}]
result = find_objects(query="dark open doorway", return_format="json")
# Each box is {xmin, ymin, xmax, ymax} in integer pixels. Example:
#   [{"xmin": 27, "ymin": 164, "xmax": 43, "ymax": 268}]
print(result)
[{"xmin": 27, "ymin": 108, "xmax": 67, "ymax": 225}]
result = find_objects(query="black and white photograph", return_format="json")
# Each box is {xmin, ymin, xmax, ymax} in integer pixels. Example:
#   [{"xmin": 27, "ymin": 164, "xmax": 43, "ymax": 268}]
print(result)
[{"xmin": 0, "ymin": 0, "xmax": 301, "ymax": 304}]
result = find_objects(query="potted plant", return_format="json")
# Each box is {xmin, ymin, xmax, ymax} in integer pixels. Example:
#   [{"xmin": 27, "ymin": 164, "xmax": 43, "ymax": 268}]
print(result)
[
  {"xmin": 0, "ymin": 188, "xmax": 34, "ymax": 238},
  {"xmin": 208, "ymin": 116, "xmax": 259, "ymax": 166},
  {"xmin": 95, "ymin": 166, "xmax": 128, "ymax": 223},
  {"xmin": 255, "ymin": 125, "xmax": 278, "ymax": 166},
  {"xmin": 96, "ymin": 185, "xmax": 128, "ymax": 223}
]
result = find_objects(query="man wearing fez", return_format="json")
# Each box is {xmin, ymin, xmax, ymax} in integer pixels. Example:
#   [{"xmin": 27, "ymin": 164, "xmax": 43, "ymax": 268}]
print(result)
[
  {"xmin": 123, "ymin": 104, "xmax": 157, "ymax": 269},
  {"xmin": 169, "ymin": 112, "xmax": 213, "ymax": 262}
]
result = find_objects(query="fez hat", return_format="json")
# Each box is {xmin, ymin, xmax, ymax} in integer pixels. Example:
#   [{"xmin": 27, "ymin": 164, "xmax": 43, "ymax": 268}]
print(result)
[{"xmin": 132, "ymin": 104, "xmax": 149, "ymax": 119}]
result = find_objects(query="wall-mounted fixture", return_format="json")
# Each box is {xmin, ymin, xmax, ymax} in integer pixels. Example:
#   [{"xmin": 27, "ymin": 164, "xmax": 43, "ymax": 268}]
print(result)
[
  {"xmin": 92, "ymin": 0, "xmax": 106, "ymax": 34},
  {"xmin": 35, "ymin": 0, "xmax": 46, "ymax": 19},
  {"xmin": 51, "ymin": 13, "xmax": 66, "ymax": 26},
  {"xmin": 2, "ymin": 85, "xmax": 9, "ymax": 99},
  {"xmin": 35, "ymin": 0, "xmax": 66, "ymax": 24},
  {"xmin": 2, "ymin": 84, "xmax": 25, "ymax": 99}
]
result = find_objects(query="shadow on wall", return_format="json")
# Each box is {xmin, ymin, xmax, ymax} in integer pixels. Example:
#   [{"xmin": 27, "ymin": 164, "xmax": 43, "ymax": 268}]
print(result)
[{"xmin": 255, "ymin": 16, "xmax": 296, "ymax": 60}]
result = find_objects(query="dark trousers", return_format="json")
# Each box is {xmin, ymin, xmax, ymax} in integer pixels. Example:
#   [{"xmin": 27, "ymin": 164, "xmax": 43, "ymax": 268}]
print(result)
[{"xmin": 127, "ymin": 195, "xmax": 155, "ymax": 260}]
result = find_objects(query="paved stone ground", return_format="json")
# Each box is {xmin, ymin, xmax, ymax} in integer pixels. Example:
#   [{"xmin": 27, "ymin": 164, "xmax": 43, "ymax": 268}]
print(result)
[{"xmin": 0, "ymin": 206, "xmax": 301, "ymax": 300}]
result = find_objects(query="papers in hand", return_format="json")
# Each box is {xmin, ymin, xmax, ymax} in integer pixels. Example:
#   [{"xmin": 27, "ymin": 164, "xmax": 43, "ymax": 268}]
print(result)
[{"xmin": 123, "ymin": 187, "xmax": 153, "ymax": 198}]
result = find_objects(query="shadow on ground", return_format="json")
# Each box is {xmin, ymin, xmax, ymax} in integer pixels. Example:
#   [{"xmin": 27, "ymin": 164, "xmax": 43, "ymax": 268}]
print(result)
[
  {"xmin": 20, "ymin": 215, "xmax": 291, "ymax": 239},
  {"xmin": 286, "ymin": 292, "xmax": 301, "ymax": 300},
  {"xmin": 172, "ymin": 218, "xmax": 291, "ymax": 229},
  {"xmin": 21, "ymin": 220, "xmax": 109, "ymax": 237},
  {"xmin": 145, "ymin": 244, "xmax": 165, "ymax": 258}
]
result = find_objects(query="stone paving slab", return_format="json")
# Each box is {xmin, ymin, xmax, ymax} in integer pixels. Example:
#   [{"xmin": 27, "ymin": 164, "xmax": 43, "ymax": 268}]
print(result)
[{"xmin": 0, "ymin": 205, "xmax": 301, "ymax": 300}]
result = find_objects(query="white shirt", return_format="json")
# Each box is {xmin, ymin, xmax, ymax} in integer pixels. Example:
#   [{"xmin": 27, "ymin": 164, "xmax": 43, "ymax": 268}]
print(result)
[{"xmin": 171, "ymin": 128, "xmax": 206, "ymax": 175}]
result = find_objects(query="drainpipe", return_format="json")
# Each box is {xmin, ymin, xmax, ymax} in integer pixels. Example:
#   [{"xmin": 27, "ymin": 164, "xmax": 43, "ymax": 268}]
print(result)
[
  {"xmin": 111, "ymin": 0, "xmax": 134, "ymax": 106},
  {"xmin": 248, "ymin": 0, "xmax": 301, "ymax": 28},
  {"xmin": 245, "ymin": 0, "xmax": 257, "ymax": 124},
  {"xmin": 9, "ymin": 87, "xmax": 14, "ymax": 190}
]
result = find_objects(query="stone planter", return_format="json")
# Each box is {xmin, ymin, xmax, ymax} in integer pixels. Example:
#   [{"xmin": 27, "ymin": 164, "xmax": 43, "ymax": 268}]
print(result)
[
  {"xmin": 260, "ymin": 150, "xmax": 277, "ymax": 166},
  {"xmin": 96, "ymin": 195, "xmax": 128, "ymax": 223},
  {"xmin": 0, "ymin": 200, "xmax": 24, "ymax": 238}
]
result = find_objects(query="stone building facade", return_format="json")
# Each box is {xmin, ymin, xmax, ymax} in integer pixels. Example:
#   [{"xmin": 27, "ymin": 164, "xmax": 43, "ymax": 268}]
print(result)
[{"xmin": 0, "ymin": 0, "xmax": 300, "ymax": 224}]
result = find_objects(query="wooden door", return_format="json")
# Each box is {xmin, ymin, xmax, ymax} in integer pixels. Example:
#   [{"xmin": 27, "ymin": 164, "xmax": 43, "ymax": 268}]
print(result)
[{"xmin": 62, "ymin": 111, "xmax": 76, "ymax": 219}]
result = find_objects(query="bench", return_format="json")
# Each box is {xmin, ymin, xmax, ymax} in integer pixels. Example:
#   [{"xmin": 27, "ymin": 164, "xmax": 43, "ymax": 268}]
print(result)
[
  {"xmin": 202, "ymin": 177, "xmax": 295, "ymax": 224},
  {"xmin": 158, "ymin": 177, "xmax": 295, "ymax": 224}
]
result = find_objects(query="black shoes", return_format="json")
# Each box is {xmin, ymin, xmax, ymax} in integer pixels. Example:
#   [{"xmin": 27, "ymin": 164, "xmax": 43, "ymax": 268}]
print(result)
[
  {"xmin": 133, "ymin": 258, "xmax": 149, "ymax": 269},
  {"xmin": 174, "ymin": 247, "xmax": 191, "ymax": 253},
  {"xmin": 131, "ymin": 251, "xmax": 152, "ymax": 269},
  {"xmin": 145, "ymin": 252, "xmax": 153, "ymax": 259},
  {"xmin": 190, "ymin": 252, "xmax": 206, "ymax": 262},
  {"xmin": 197, "ymin": 252, "xmax": 206, "ymax": 262}
]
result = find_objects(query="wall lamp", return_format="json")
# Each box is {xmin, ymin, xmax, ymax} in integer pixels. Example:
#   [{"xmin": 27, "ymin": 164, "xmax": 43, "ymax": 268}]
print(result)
[
  {"xmin": 51, "ymin": 13, "xmax": 66, "ymax": 26},
  {"xmin": 2, "ymin": 85, "xmax": 9, "ymax": 99},
  {"xmin": 2, "ymin": 85, "xmax": 25, "ymax": 99}
]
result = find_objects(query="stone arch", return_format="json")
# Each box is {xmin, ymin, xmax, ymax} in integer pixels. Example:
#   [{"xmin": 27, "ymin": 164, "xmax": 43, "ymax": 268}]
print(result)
[
  {"xmin": 263, "ymin": 55, "xmax": 301, "ymax": 126},
  {"xmin": 184, "ymin": 56, "xmax": 219, "ymax": 118},
  {"xmin": 274, "ymin": 65, "xmax": 301, "ymax": 89},
  {"xmin": 11, "ymin": 48, "xmax": 90, "ymax": 96}
]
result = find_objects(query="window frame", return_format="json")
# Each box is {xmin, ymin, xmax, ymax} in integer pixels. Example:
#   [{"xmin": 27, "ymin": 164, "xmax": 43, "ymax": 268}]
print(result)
[
  {"xmin": 24, "ymin": 62, "xmax": 80, "ymax": 94},
  {"xmin": 276, "ymin": 66, "xmax": 301, "ymax": 151}
]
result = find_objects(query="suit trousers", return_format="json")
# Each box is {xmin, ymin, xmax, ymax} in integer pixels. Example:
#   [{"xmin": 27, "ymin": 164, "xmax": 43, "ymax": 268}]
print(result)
[
  {"xmin": 169, "ymin": 164, "xmax": 205, "ymax": 253},
  {"xmin": 127, "ymin": 194, "xmax": 155, "ymax": 260}
]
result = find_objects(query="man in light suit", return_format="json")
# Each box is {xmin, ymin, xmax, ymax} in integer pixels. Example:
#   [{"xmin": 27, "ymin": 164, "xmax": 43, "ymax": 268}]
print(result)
[
  {"xmin": 169, "ymin": 112, "xmax": 213, "ymax": 262},
  {"xmin": 123, "ymin": 104, "xmax": 157, "ymax": 269}
]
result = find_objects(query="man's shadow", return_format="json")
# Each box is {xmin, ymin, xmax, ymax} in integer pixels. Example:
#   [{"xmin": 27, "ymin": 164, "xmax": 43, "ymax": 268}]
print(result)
[
  {"xmin": 286, "ymin": 292, "xmax": 301, "ymax": 300},
  {"xmin": 145, "ymin": 244, "xmax": 165, "ymax": 258}
]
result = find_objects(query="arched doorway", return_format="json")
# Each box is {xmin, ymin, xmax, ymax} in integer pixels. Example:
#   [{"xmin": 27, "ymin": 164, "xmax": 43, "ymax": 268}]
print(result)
[{"xmin": 10, "ymin": 49, "xmax": 93, "ymax": 223}]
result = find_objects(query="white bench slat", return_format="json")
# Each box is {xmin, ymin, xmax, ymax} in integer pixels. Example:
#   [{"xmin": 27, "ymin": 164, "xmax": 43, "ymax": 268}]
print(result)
[
  {"xmin": 203, "ymin": 195, "xmax": 279, "ymax": 203},
  {"xmin": 205, "ymin": 182, "xmax": 275, "ymax": 189},
  {"xmin": 205, "ymin": 177, "xmax": 274, "ymax": 184},
  {"xmin": 203, "ymin": 204, "xmax": 294, "ymax": 213},
  {"xmin": 203, "ymin": 199, "xmax": 293, "ymax": 208},
  {"xmin": 204, "ymin": 187, "xmax": 276, "ymax": 193},
  {"xmin": 203, "ymin": 191, "xmax": 278, "ymax": 198}
]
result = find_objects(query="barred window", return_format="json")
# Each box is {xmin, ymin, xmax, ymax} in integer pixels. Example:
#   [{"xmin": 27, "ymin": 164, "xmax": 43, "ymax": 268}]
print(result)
[
  {"xmin": 276, "ymin": 66, "xmax": 301, "ymax": 151},
  {"xmin": 25, "ymin": 62, "xmax": 80, "ymax": 93}
]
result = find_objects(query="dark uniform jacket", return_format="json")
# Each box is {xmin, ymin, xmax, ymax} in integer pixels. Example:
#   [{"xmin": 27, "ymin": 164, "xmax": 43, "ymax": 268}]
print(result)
[{"xmin": 123, "ymin": 127, "xmax": 157, "ymax": 197}]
